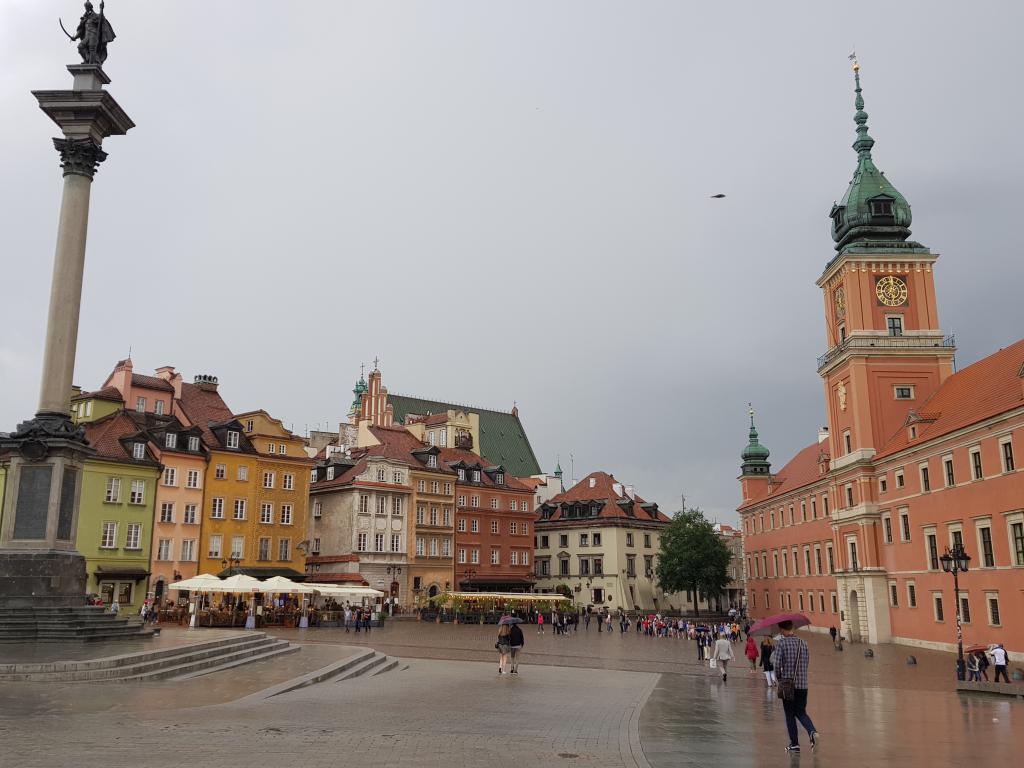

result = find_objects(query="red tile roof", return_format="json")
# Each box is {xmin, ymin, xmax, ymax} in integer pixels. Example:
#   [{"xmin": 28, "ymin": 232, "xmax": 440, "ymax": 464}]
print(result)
[
  {"xmin": 876, "ymin": 338, "xmax": 1024, "ymax": 459},
  {"xmin": 436, "ymin": 446, "xmax": 533, "ymax": 492},
  {"xmin": 82, "ymin": 412, "xmax": 149, "ymax": 462},
  {"xmin": 72, "ymin": 386, "xmax": 124, "ymax": 403},
  {"xmin": 131, "ymin": 373, "xmax": 174, "ymax": 392},
  {"xmin": 540, "ymin": 471, "xmax": 670, "ymax": 523},
  {"xmin": 177, "ymin": 382, "xmax": 233, "ymax": 444},
  {"xmin": 738, "ymin": 438, "xmax": 830, "ymax": 510}
]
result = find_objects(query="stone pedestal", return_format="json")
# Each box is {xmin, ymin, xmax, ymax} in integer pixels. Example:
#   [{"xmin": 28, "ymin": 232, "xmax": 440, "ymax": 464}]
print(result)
[{"xmin": 0, "ymin": 63, "xmax": 132, "ymax": 610}]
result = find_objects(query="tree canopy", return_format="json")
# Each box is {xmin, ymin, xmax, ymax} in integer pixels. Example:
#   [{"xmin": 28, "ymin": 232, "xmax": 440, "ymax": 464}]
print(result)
[{"xmin": 655, "ymin": 507, "xmax": 733, "ymax": 615}]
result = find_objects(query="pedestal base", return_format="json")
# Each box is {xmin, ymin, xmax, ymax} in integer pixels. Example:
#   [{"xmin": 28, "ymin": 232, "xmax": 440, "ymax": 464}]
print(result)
[{"xmin": 0, "ymin": 551, "xmax": 87, "ymax": 608}]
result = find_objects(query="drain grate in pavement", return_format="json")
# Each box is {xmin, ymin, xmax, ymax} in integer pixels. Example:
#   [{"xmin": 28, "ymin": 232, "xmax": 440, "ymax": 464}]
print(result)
[{"xmin": 557, "ymin": 754, "xmax": 579, "ymax": 759}]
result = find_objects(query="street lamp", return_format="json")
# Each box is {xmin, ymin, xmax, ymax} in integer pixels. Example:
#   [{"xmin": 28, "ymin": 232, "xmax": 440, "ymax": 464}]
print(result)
[
  {"xmin": 939, "ymin": 543, "xmax": 971, "ymax": 681},
  {"xmin": 462, "ymin": 568, "xmax": 477, "ymax": 592},
  {"xmin": 221, "ymin": 557, "xmax": 241, "ymax": 576}
]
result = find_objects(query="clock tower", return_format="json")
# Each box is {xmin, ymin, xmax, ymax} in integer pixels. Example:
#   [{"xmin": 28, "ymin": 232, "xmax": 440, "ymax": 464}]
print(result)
[{"xmin": 817, "ymin": 61, "xmax": 956, "ymax": 467}]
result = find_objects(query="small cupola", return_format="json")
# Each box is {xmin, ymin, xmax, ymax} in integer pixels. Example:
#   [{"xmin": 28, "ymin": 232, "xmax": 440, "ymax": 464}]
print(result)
[{"xmin": 740, "ymin": 407, "xmax": 771, "ymax": 477}]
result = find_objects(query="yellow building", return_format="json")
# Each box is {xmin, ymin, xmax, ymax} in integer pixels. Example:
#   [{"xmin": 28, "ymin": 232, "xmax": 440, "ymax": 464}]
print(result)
[{"xmin": 236, "ymin": 410, "xmax": 313, "ymax": 578}]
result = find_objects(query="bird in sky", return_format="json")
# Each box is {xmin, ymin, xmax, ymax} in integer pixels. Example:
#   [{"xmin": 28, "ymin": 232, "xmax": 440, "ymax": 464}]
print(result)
[{"xmin": 710, "ymin": 193, "xmax": 726, "ymax": 199}]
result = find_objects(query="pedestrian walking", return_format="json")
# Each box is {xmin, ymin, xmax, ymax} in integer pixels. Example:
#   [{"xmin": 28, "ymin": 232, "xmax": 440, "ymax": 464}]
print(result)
[
  {"xmin": 496, "ymin": 624, "xmax": 512, "ymax": 674},
  {"xmin": 509, "ymin": 621, "xmax": 525, "ymax": 674},
  {"xmin": 712, "ymin": 632, "xmax": 734, "ymax": 681},
  {"xmin": 343, "ymin": 607, "xmax": 352, "ymax": 632},
  {"xmin": 536, "ymin": 612, "xmax": 544, "ymax": 634},
  {"xmin": 363, "ymin": 608, "xmax": 372, "ymax": 633},
  {"xmin": 991, "ymin": 644, "xmax": 1010, "ymax": 683},
  {"xmin": 773, "ymin": 620, "xmax": 819, "ymax": 754},
  {"xmin": 829, "ymin": 625, "xmax": 838, "ymax": 647},
  {"xmin": 604, "ymin": 613, "xmax": 613, "ymax": 633},
  {"xmin": 745, "ymin": 635, "xmax": 759, "ymax": 671},
  {"xmin": 760, "ymin": 636, "xmax": 776, "ymax": 687},
  {"xmin": 584, "ymin": 612, "xmax": 591, "ymax": 630},
  {"xmin": 966, "ymin": 652, "xmax": 981, "ymax": 682}
]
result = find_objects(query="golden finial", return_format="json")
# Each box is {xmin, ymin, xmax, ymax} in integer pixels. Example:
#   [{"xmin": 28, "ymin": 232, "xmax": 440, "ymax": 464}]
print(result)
[{"xmin": 849, "ymin": 49, "xmax": 859, "ymax": 72}]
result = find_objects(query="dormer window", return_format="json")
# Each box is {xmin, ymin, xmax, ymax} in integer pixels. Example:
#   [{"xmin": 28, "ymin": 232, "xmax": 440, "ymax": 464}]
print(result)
[
  {"xmin": 427, "ymin": 455, "xmax": 438, "ymax": 469},
  {"xmin": 132, "ymin": 442, "xmax": 146, "ymax": 460},
  {"xmin": 187, "ymin": 436, "xmax": 200, "ymax": 452},
  {"xmin": 495, "ymin": 472, "xmax": 504, "ymax": 485},
  {"xmin": 831, "ymin": 206, "xmax": 845, "ymax": 229},
  {"xmin": 165, "ymin": 433, "xmax": 177, "ymax": 449},
  {"xmin": 457, "ymin": 468, "xmax": 466, "ymax": 481},
  {"xmin": 226, "ymin": 431, "xmax": 240, "ymax": 449},
  {"xmin": 472, "ymin": 469, "xmax": 480, "ymax": 482},
  {"xmin": 870, "ymin": 197, "xmax": 894, "ymax": 217},
  {"xmin": 154, "ymin": 400, "xmax": 165, "ymax": 415},
  {"xmin": 326, "ymin": 466, "xmax": 335, "ymax": 481}
]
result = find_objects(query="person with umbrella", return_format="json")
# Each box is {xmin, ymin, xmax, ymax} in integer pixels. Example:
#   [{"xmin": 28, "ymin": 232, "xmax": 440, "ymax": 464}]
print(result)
[
  {"xmin": 750, "ymin": 613, "xmax": 819, "ymax": 754},
  {"xmin": 508, "ymin": 617, "xmax": 525, "ymax": 674},
  {"xmin": 496, "ymin": 615, "xmax": 523, "ymax": 674}
]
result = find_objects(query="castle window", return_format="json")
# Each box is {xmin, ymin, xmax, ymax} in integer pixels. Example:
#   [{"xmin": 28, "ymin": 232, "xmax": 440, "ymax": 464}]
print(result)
[
  {"xmin": 887, "ymin": 316, "xmax": 904, "ymax": 337},
  {"xmin": 894, "ymin": 386, "xmax": 913, "ymax": 400}
]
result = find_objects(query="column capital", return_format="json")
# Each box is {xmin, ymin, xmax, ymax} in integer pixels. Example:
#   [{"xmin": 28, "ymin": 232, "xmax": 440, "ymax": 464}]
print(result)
[{"xmin": 53, "ymin": 137, "xmax": 107, "ymax": 179}]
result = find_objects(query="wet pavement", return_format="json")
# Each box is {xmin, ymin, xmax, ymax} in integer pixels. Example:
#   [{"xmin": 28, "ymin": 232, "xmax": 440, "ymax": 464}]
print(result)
[{"xmin": 0, "ymin": 621, "xmax": 1020, "ymax": 766}]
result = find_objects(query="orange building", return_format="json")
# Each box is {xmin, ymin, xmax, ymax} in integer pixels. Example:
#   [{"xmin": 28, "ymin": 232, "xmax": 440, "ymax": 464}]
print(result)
[{"xmin": 739, "ymin": 64, "xmax": 1024, "ymax": 659}]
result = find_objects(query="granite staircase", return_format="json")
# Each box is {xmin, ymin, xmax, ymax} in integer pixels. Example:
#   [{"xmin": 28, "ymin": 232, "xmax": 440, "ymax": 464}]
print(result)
[
  {"xmin": 0, "ymin": 605, "xmax": 153, "ymax": 643},
  {"xmin": 0, "ymin": 632, "xmax": 297, "ymax": 682}
]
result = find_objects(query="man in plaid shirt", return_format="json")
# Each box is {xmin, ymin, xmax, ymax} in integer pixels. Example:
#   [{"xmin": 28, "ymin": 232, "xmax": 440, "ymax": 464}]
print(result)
[{"xmin": 772, "ymin": 620, "xmax": 819, "ymax": 754}]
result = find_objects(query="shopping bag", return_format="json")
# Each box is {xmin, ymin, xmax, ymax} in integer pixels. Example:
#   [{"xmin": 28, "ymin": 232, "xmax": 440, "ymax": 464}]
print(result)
[{"xmin": 709, "ymin": 658, "xmax": 717, "ymax": 669}]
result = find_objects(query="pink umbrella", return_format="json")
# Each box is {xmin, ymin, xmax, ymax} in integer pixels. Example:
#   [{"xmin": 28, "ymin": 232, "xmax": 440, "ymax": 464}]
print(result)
[{"xmin": 747, "ymin": 612, "xmax": 812, "ymax": 636}]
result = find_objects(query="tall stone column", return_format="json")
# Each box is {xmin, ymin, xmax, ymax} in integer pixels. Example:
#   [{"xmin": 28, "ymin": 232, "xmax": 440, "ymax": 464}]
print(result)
[{"xmin": 0, "ymin": 62, "xmax": 133, "ymax": 607}]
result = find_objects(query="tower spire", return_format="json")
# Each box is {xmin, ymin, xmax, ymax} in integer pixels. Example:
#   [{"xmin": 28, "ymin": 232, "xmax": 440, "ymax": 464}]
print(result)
[
  {"xmin": 852, "ymin": 59, "xmax": 875, "ymax": 159},
  {"xmin": 741, "ymin": 404, "xmax": 770, "ymax": 476}
]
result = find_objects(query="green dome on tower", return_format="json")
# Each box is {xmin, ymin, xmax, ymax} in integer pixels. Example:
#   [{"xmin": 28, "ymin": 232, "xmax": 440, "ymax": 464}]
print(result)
[
  {"xmin": 348, "ymin": 372, "xmax": 368, "ymax": 416},
  {"xmin": 829, "ymin": 62, "xmax": 926, "ymax": 255},
  {"xmin": 741, "ymin": 408, "xmax": 771, "ymax": 476}
]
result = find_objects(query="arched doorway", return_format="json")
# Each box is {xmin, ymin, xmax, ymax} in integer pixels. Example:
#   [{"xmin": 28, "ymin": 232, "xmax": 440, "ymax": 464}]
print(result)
[
  {"xmin": 428, "ymin": 584, "xmax": 439, "ymax": 598},
  {"xmin": 154, "ymin": 578, "xmax": 165, "ymax": 606},
  {"xmin": 848, "ymin": 590, "xmax": 861, "ymax": 642}
]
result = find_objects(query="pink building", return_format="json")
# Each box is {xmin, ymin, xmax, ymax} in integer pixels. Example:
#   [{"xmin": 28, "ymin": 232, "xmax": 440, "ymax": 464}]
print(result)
[{"xmin": 739, "ymin": 65, "xmax": 1024, "ymax": 660}]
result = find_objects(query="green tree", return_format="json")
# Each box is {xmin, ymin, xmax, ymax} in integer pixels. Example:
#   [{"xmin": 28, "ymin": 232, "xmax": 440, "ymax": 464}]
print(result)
[{"xmin": 655, "ymin": 507, "xmax": 732, "ymax": 616}]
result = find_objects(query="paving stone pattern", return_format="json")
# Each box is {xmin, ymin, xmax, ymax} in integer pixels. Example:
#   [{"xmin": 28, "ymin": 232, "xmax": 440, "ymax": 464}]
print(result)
[{"xmin": 1, "ymin": 622, "xmax": 1022, "ymax": 767}]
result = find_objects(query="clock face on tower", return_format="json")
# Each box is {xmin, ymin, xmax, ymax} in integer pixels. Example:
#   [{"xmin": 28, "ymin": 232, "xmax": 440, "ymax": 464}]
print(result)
[{"xmin": 876, "ymin": 275, "xmax": 909, "ymax": 307}]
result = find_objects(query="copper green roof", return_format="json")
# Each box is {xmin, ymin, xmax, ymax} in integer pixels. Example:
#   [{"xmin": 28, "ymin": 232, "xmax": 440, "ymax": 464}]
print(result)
[
  {"xmin": 741, "ymin": 410, "xmax": 770, "ymax": 476},
  {"xmin": 829, "ymin": 63, "xmax": 927, "ymax": 256},
  {"xmin": 387, "ymin": 394, "xmax": 541, "ymax": 478}
]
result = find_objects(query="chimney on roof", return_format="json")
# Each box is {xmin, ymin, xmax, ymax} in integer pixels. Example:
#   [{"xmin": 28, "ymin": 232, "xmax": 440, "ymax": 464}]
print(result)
[
  {"xmin": 194, "ymin": 374, "xmax": 219, "ymax": 392},
  {"xmin": 588, "ymin": 477, "xmax": 596, "ymax": 489},
  {"xmin": 612, "ymin": 482, "xmax": 623, "ymax": 496},
  {"xmin": 156, "ymin": 366, "xmax": 183, "ymax": 400},
  {"xmin": 818, "ymin": 426, "xmax": 829, "ymax": 444},
  {"xmin": 624, "ymin": 485, "xmax": 635, "ymax": 500}
]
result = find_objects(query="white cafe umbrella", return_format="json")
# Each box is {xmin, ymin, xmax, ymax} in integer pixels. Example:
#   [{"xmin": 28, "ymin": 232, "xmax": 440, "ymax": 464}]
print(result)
[
  {"xmin": 168, "ymin": 573, "xmax": 222, "ymax": 628},
  {"xmin": 262, "ymin": 575, "xmax": 315, "ymax": 628}
]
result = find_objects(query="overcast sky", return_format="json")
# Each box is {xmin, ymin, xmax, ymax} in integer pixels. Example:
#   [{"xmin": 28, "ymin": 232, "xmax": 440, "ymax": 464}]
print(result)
[{"xmin": 2, "ymin": 1, "xmax": 1022, "ymax": 523}]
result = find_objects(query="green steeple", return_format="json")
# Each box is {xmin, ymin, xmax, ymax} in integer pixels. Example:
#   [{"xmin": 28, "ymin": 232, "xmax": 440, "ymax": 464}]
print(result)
[
  {"xmin": 348, "ymin": 371, "xmax": 368, "ymax": 416},
  {"xmin": 829, "ymin": 61, "xmax": 925, "ymax": 255},
  {"xmin": 741, "ymin": 407, "xmax": 771, "ymax": 476},
  {"xmin": 554, "ymin": 461, "xmax": 563, "ymax": 479}
]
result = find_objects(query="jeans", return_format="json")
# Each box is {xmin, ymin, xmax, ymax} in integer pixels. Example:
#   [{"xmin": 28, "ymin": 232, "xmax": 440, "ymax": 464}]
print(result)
[
  {"xmin": 782, "ymin": 688, "xmax": 817, "ymax": 747},
  {"xmin": 994, "ymin": 665, "xmax": 1010, "ymax": 683}
]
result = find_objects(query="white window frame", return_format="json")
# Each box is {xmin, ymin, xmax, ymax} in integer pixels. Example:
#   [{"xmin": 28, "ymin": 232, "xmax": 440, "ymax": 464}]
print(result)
[
  {"xmin": 211, "ymin": 497, "xmax": 225, "ymax": 519},
  {"xmin": 893, "ymin": 384, "xmax": 914, "ymax": 400},
  {"xmin": 105, "ymin": 477, "xmax": 121, "ymax": 503},
  {"xmin": 165, "ymin": 432, "xmax": 177, "ymax": 449},
  {"xmin": 188, "ymin": 436, "xmax": 200, "ymax": 452},
  {"xmin": 986, "ymin": 591, "xmax": 1001, "ymax": 627},
  {"xmin": 899, "ymin": 508, "xmax": 911, "ymax": 542},
  {"xmin": 132, "ymin": 442, "xmax": 146, "ymax": 460},
  {"xmin": 882, "ymin": 512, "xmax": 893, "ymax": 544},
  {"xmin": 226, "ymin": 431, "xmax": 240, "ymax": 449},
  {"xmin": 183, "ymin": 504, "xmax": 197, "ymax": 524},
  {"xmin": 100, "ymin": 521, "xmax": 118, "ymax": 549},
  {"xmin": 181, "ymin": 539, "xmax": 196, "ymax": 562},
  {"xmin": 208, "ymin": 534, "xmax": 223, "ymax": 558},
  {"xmin": 283, "ymin": 474, "xmax": 294, "ymax": 490},
  {"xmin": 280, "ymin": 504, "xmax": 293, "ymax": 525},
  {"xmin": 129, "ymin": 480, "xmax": 145, "ymax": 505},
  {"xmin": 125, "ymin": 523, "xmax": 142, "ymax": 550},
  {"xmin": 1000, "ymin": 436, "xmax": 1015, "ymax": 473},
  {"xmin": 186, "ymin": 469, "xmax": 200, "ymax": 489},
  {"xmin": 163, "ymin": 467, "xmax": 177, "ymax": 487},
  {"xmin": 260, "ymin": 503, "xmax": 273, "ymax": 524},
  {"xmin": 263, "ymin": 472, "xmax": 275, "ymax": 489}
]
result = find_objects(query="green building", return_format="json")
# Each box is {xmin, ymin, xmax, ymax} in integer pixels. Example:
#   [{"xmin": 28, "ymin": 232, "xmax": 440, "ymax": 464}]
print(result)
[{"xmin": 77, "ymin": 412, "xmax": 160, "ymax": 611}]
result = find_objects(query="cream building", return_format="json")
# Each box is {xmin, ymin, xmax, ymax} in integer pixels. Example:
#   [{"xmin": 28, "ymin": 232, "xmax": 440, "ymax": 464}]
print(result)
[{"xmin": 533, "ymin": 472, "xmax": 671, "ymax": 612}]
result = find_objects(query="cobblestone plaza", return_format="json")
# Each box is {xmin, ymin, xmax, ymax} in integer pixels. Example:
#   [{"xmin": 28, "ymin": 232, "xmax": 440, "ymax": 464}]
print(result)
[{"xmin": 2, "ymin": 623, "xmax": 1021, "ymax": 767}]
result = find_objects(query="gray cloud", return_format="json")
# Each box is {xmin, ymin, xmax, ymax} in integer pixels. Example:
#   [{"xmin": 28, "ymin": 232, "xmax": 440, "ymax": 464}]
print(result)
[{"xmin": 2, "ymin": 1, "xmax": 1022, "ymax": 523}]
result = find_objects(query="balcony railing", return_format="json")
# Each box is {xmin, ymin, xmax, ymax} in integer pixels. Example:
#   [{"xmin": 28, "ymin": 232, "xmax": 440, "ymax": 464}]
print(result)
[{"xmin": 817, "ymin": 334, "xmax": 955, "ymax": 370}]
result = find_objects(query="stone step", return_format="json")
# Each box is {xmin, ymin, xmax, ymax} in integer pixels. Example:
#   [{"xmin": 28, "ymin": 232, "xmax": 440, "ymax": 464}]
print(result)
[
  {"xmin": 372, "ymin": 656, "xmax": 400, "ymax": 676},
  {"xmin": 141, "ymin": 640, "xmax": 299, "ymax": 682},
  {"xmin": 0, "ymin": 635, "xmax": 277, "ymax": 682},
  {"xmin": 334, "ymin": 652, "xmax": 388, "ymax": 681},
  {"xmin": 256, "ymin": 649, "xmax": 379, "ymax": 699}
]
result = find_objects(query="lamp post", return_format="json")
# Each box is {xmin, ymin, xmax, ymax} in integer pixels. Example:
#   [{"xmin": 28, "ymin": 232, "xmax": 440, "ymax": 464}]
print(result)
[
  {"xmin": 462, "ymin": 568, "xmax": 477, "ymax": 592},
  {"xmin": 220, "ymin": 557, "xmax": 240, "ymax": 576},
  {"xmin": 939, "ymin": 543, "xmax": 971, "ymax": 681}
]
